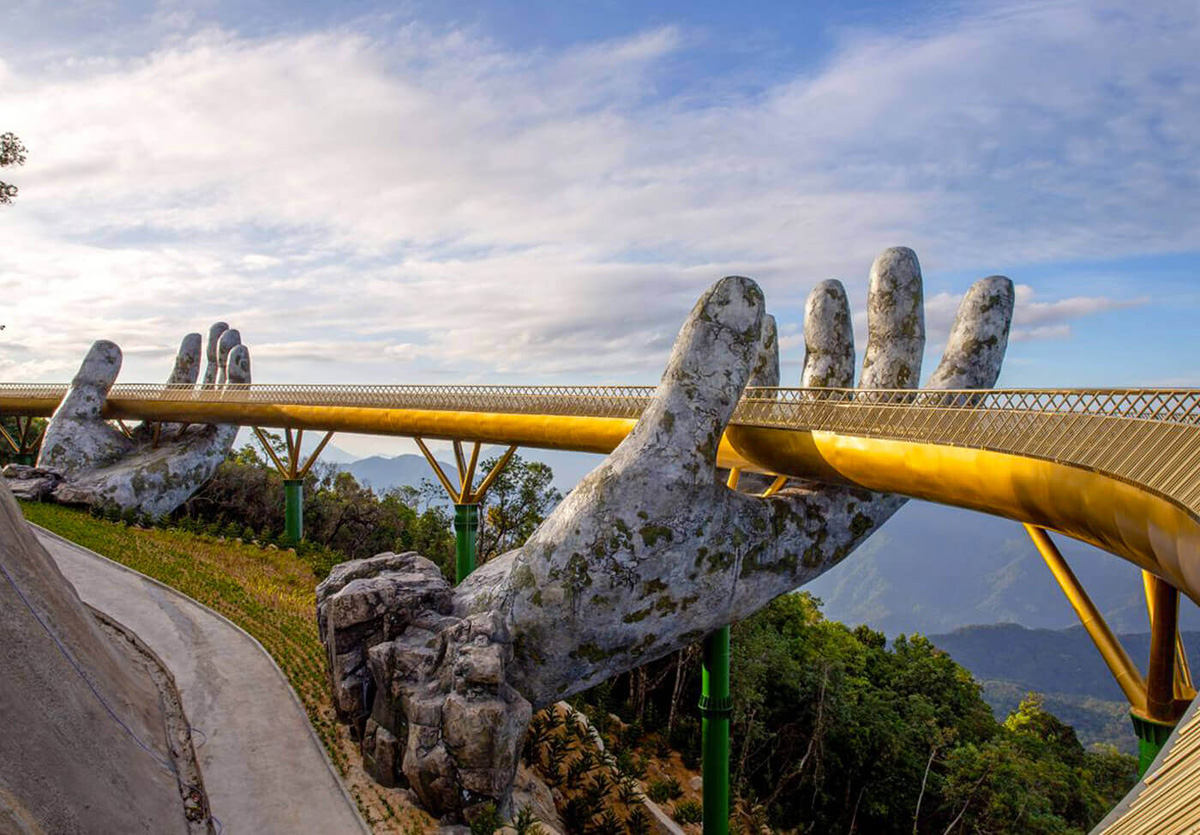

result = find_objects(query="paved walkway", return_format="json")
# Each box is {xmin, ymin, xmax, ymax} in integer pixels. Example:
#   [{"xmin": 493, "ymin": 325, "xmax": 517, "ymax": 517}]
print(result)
[{"xmin": 34, "ymin": 526, "xmax": 370, "ymax": 835}]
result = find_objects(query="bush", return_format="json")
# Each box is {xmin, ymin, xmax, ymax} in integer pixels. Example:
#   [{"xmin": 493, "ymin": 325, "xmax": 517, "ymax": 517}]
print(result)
[
  {"xmin": 646, "ymin": 776, "xmax": 682, "ymax": 803},
  {"xmin": 468, "ymin": 803, "xmax": 504, "ymax": 835},
  {"xmin": 672, "ymin": 800, "xmax": 702, "ymax": 825},
  {"xmin": 511, "ymin": 804, "xmax": 542, "ymax": 835}
]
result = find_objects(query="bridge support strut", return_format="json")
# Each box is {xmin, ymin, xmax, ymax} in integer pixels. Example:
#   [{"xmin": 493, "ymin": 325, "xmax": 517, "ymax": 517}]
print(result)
[
  {"xmin": 701, "ymin": 625, "xmax": 731, "ymax": 835},
  {"xmin": 253, "ymin": 427, "xmax": 334, "ymax": 544},
  {"xmin": 415, "ymin": 438, "xmax": 517, "ymax": 584},
  {"xmin": 1029, "ymin": 524, "xmax": 1196, "ymax": 775},
  {"xmin": 1, "ymin": 416, "xmax": 46, "ymax": 465}
]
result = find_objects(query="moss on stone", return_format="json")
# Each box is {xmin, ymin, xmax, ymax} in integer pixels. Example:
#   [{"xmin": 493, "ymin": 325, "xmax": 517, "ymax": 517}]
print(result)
[{"xmin": 639, "ymin": 525, "xmax": 673, "ymax": 548}]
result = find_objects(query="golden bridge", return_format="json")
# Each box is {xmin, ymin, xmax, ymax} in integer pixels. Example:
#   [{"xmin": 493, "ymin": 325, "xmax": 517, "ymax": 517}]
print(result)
[{"xmin": 4, "ymin": 381, "xmax": 1200, "ymax": 833}]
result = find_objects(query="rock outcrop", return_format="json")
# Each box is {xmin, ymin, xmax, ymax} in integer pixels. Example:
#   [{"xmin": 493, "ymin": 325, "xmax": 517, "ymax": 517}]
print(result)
[
  {"xmin": 320, "ymin": 247, "xmax": 1017, "ymax": 818},
  {"xmin": 317, "ymin": 553, "xmax": 531, "ymax": 821}
]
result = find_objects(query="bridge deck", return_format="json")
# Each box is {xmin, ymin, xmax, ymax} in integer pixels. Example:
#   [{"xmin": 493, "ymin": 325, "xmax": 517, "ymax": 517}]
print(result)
[{"xmin": 5, "ymin": 383, "xmax": 1200, "ymax": 603}]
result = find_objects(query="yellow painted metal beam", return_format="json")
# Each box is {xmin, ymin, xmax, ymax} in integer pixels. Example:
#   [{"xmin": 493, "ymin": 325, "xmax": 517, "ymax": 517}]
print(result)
[
  {"xmin": 726, "ymin": 468, "xmax": 741, "ymax": 491},
  {"xmin": 1145, "ymin": 574, "xmax": 1182, "ymax": 723},
  {"xmin": 759, "ymin": 474, "xmax": 789, "ymax": 498},
  {"xmin": 470, "ymin": 445, "xmax": 518, "ymax": 504},
  {"xmin": 0, "ymin": 422, "xmax": 17, "ymax": 453},
  {"xmin": 297, "ymin": 431, "xmax": 335, "ymax": 479},
  {"xmin": 461, "ymin": 442, "xmax": 481, "ymax": 500},
  {"xmin": 6, "ymin": 386, "xmax": 1200, "ymax": 613},
  {"xmin": 1143, "ymin": 571, "xmax": 1197, "ymax": 702},
  {"xmin": 252, "ymin": 427, "xmax": 291, "ymax": 479},
  {"xmin": 1025, "ymin": 524, "xmax": 1148, "ymax": 712},
  {"xmin": 453, "ymin": 441, "xmax": 468, "ymax": 490},
  {"xmin": 724, "ymin": 424, "xmax": 1200, "ymax": 607},
  {"xmin": 414, "ymin": 436, "xmax": 463, "ymax": 503}
]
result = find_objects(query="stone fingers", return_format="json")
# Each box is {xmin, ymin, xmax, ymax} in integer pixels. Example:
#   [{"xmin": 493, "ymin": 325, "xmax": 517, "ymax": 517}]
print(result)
[
  {"xmin": 802, "ymin": 279, "xmax": 855, "ymax": 388},
  {"xmin": 226, "ymin": 345, "xmax": 251, "ymax": 386},
  {"xmin": 859, "ymin": 246, "xmax": 925, "ymax": 390},
  {"xmin": 616, "ymin": 275, "xmax": 765, "ymax": 481},
  {"xmin": 202, "ymin": 322, "xmax": 229, "ymax": 386},
  {"xmin": 166, "ymin": 333, "xmax": 202, "ymax": 386},
  {"xmin": 215, "ymin": 329, "xmax": 242, "ymax": 386},
  {"xmin": 53, "ymin": 340, "xmax": 121, "ymax": 422},
  {"xmin": 926, "ymin": 276, "xmax": 1015, "ymax": 390},
  {"xmin": 38, "ymin": 340, "xmax": 129, "ymax": 472},
  {"xmin": 747, "ymin": 314, "xmax": 780, "ymax": 388}
]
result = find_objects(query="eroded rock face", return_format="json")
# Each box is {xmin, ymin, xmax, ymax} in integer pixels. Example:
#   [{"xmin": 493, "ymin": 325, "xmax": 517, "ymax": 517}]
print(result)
[
  {"xmin": 322, "ymin": 247, "xmax": 1016, "ymax": 818},
  {"xmin": 1, "ymin": 464, "xmax": 63, "ymax": 501},
  {"xmin": 7, "ymin": 325, "xmax": 250, "ymax": 519},
  {"xmin": 317, "ymin": 553, "xmax": 530, "ymax": 818}
]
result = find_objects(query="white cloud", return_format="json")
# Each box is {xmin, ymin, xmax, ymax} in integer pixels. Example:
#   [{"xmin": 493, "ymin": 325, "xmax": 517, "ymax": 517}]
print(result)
[
  {"xmin": 0, "ymin": 1, "xmax": 1192, "ymax": 387},
  {"xmin": 923, "ymin": 284, "xmax": 1145, "ymax": 346}
]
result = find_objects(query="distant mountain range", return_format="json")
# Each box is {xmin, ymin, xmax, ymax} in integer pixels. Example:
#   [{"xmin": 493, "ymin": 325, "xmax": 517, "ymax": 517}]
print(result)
[
  {"xmin": 804, "ymin": 499, "xmax": 1200, "ymax": 636},
  {"xmin": 343, "ymin": 447, "xmax": 606, "ymax": 499},
  {"xmin": 928, "ymin": 622, "xmax": 1200, "ymax": 753}
]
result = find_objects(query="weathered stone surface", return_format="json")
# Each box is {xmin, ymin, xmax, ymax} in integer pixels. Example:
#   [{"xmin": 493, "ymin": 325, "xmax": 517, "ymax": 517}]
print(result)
[
  {"xmin": 322, "ymin": 246, "xmax": 1016, "ymax": 817},
  {"xmin": 14, "ymin": 326, "xmax": 251, "ymax": 519},
  {"xmin": 927, "ymin": 275, "xmax": 1016, "ymax": 389},
  {"xmin": 317, "ymin": 552, "xmax": 532, "ymax": 818},
  {"xmin": 0, "ymin": 480, "xmax": 193, "ymax": 832},
  {"xmin": 860, "ymin": 246, "xmax": 925, "ymax": 389},
  {"xmin": 1, "ymin": 464, "xmax": 63, "ymax": 501},
  {"xmin": 802, "ymin": 279, "xmax": 855, "ymax": 387}
]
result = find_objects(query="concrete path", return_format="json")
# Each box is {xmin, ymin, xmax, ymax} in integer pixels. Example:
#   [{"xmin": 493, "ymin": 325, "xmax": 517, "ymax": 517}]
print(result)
[{"xmin": 34, "ymin": 525, "xmax": 370, "ymax": 835}]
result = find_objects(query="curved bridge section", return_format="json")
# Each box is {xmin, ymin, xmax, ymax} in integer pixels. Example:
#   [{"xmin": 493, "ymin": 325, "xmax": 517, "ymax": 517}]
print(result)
[{"xmin": 3, "ymin": 383, "xmax": 1199, "ymax": 602}]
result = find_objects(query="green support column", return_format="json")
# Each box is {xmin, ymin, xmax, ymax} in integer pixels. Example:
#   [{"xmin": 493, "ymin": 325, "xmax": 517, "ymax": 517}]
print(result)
[
  {"xmin": 283, "ymin": 478, "xmax": 304, "ymax": 544},
  {"xmin": 1131, "ymin": 713, "xmax": 1174, "ymax": 776},
  {"xmin": 454, "ymin": 503, "xmax": 479, "ymax": 583},
  {"xmin": 700, "ymin": 625, "xmax": 731, "ymax": 835}
]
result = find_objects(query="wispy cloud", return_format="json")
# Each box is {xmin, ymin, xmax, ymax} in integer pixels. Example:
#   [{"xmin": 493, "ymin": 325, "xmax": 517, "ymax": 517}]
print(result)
[{"xmin": 0, "ymin": 1, "xmax": 1192, "ymax": 385}]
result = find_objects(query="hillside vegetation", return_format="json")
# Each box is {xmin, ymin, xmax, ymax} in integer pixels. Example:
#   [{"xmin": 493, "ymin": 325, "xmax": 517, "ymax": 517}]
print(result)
[
  {"xmin": 18, "ymin": 452, "xmax": 1141, "ymax": 833},
  {"xmin": 930, "ymin": 622, "xmax": 1200, "ymax": 754}
]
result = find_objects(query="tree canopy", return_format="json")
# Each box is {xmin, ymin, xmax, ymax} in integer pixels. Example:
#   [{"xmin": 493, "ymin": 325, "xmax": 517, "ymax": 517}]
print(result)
[{"xmin": 0, "ymin": 132, "xmax": 27, "ymax": 204}]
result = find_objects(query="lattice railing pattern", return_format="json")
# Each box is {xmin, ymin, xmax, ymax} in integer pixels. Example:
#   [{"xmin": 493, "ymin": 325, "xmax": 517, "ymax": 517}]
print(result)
[{"xmin": 4, "ymin": 383, "xmax": 1200, "ymax": 514}]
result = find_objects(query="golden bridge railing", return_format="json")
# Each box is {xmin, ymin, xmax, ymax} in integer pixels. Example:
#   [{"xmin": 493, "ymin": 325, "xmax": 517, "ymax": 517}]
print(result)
[
  {"xmin": 5, "ymin": 383, "xmax": 1200, "ymax": 516},
  {"xmin": 736, "ymin": 388, "xmax": 1200, "ymax": 518}
]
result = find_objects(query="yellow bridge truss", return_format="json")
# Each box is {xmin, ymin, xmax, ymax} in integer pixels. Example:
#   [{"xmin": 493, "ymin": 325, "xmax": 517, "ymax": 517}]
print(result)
[{"xmin": 4, "ymin": 382, "xmax": 1200, "ymax": 827}]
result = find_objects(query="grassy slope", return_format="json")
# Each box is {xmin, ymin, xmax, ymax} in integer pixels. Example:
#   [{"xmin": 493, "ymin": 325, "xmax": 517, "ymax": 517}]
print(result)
[{"xmin": 19, "ymin": 501, "xmax": 434, "ymax": 834}]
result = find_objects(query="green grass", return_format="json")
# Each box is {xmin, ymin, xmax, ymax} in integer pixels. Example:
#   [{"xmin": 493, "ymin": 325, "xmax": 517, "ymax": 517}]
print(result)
[{"xmin": 19, "ymin": 501, "xmax": 346, "ymax": 774}]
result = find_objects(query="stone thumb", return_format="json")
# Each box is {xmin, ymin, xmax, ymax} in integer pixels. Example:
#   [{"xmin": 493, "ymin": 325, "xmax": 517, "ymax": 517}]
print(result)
[
  {"xmin": 55, "ymin": 340, "xmax": 121, "ymax": 421},
  {"xmin": 620, "ymin": 275, "xmax": 764, "ymax": 478}
]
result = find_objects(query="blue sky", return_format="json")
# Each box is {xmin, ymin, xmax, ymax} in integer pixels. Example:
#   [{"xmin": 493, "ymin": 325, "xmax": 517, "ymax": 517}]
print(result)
[{"xmin": 1, "ymin": 0, "xmax": 1197, "ymax": 454}]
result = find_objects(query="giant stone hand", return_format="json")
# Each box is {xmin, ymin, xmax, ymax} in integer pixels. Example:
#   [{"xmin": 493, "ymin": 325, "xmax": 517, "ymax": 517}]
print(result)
[
  {"xmin": 317, "ymin": 247, "xmax": 1015, "ymax": 820},
  {"xmin": 32, "ymin": 323, "xmax": 250, "ymax": 518}
]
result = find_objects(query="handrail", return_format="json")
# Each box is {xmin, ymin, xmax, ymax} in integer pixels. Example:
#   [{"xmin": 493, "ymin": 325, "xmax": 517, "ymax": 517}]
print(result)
[{"xmin": 5, "ymin": 383, "xmax": 1200, "ymax": 602}]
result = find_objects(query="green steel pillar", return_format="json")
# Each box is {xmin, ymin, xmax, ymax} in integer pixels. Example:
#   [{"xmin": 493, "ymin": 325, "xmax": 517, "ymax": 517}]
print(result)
[
  {"xmin": 700, "ymin": 625, "xmax": 731, "ymax": 835},
  {"xmin": 454, "ymin": 503, "xmax": 479, "ymax": 583},
  {"xmin": 14, "ymin": 452, "xmax": 36, "ymax": 466},
  {"xmin": 283, "ymin": 478, "xmax": 304, "ymax": 544},
  {"xmin": 1131, "ymin": 713, "xmax": 1174, "ymax": 776}
]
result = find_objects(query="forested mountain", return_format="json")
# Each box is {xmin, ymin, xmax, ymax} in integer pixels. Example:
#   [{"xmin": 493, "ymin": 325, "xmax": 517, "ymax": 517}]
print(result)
[
  {"xmin": 806, "ymin": 499, "xmax": 1200, "ymax": 635},
  {"xmin": 928, "ymin": 623, "xmax": 1200, "ymax": 754}
]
